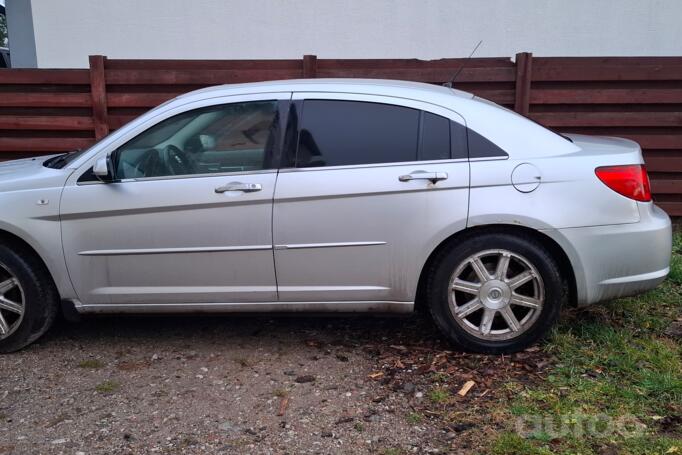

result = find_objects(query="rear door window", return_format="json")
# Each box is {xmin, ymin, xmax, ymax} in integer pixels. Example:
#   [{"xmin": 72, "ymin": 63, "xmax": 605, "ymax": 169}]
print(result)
[{"xmin": 296, "ymin": 100, "xmax": 420, "ymax": 167}]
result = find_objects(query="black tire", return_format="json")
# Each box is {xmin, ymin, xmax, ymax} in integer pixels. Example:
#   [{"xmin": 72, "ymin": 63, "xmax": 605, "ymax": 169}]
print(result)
[
  {"xmin": 0, "ymin": 243, "xmax": 59, "ymax": 353},
  {"xmin": 426, "ymin": 232, "xmax": 565, "ymax": 354}
]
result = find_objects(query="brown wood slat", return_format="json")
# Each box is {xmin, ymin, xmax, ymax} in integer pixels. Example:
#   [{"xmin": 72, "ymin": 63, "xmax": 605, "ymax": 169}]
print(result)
[
  {"xmin": 105, "ymin": 69, "xmax": 302, "ymax": 85},
  {"xmin": 0, "ymin": 138, "xmax": 94, "ymax": 152},
  {"xmin": 89, "ymin": 55, "xmax": 110, "ymax": 139},
  {"xmin": 108, "ymin": 115, "xmax": 138, "ymax": 130},
  {"xmin": 532, "ymin": 57, "xmax": 682, "ymax": 81},
  {"xmin": 105, "ymin": 59, "xmax": 302, "ymax": 70},
  {"xmin": 0, "ymin": 116, "xmax": 94, "ymax": 130},
  {"xmin": 531, "ymin": 88, "xmax": 682, "ymax": 104},
  {"xmin": 0, "ymin": 69, "xmax": 90, "ymax": 84},
  {"xmin": 651, "ymin": 179, "xmax": 682, "ymax": 193},
  {"xmin": 643, "ymin": 156, "xmax": 682, "ymax": 172},
  {"xmin": 107, "ymin": 93, "xmax": 179, "ymax": 108},
  {"xmin": 657, "ymin": 201, "xmax": 682, "ymax": 216},
  {"xmin": 531, "ymin": 112, "xmax": 682, "ymax": 127},
  {"xmin": 315, "ymin": 67, "xmax": 514, "ymax": 82},
  {"xmin": 0, "ymin": 93, "xmax": 92, "ymax": 107}
]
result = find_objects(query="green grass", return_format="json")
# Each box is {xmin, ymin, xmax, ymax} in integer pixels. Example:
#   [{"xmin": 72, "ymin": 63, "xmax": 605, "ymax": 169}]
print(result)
[
  {"xmin": 492, "ymin": 232, "xmax": 682, "ymax": 454},
  {"xmin": 78, "ymin": 359, "xmax": 105, "ymax": 369},
  {"xmin": 428, "ymin": 387, "xmax": 451, "ymax": 404},
  {"xmin": 95, "ymin": 380, "xmax": 120, "ymax": 394}
]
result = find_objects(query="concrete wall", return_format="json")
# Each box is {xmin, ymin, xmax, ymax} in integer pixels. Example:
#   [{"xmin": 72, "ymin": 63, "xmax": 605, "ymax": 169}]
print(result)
[{"xmin": 8, "ymin": 0, "xmax": 682, "ymax": 68}]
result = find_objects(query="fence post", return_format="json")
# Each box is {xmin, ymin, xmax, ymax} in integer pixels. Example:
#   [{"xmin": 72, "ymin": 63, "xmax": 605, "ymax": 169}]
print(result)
[
  {"xmin": 303, "ymin": 54, "xmax": 318, "ymax": 78},
  {"xmin": 89, "ymin": 55, "xmax": 109, "ymax": 140},
  {"xmin": 514, "ymin": 52, "xmax": 533, "ymax": 116}
]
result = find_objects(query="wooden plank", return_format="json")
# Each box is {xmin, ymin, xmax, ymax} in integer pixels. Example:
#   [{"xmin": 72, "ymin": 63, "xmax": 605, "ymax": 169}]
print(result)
[
  {"xmin": 105, "ymin": 59, "xmax": 302, "ymax": 70},
  {"xmin": 0, "ymin": 138, "xmax": 94, "ymax": 152},
  {"xmin": 468, "ymin": 89, "xmax": 515, "ymax": 104},
  {"xmin": 0, "ymin": 93, "xmax": 92, "ymax": 108},
  {"xmin": 643, "ymin": 156, "xmax": 682, "ymax": 172},
  {"xmin": 316, "ymin": 57, "xmax": 514, "ymax": 69},
  {"xmin": 0, "ymin": 115, "xmax": 94, "ymax": 130},
  {"xmin": 656, "ymin": 201, "xmax": 682, "ymax": 216},
  {"xmin": 107, "ymin": 93, "xmax": 179, "ymax": 108},
  {"xmin": 303, "ymin": 54, "xmax": 317, "ymax": 78},
  {"xmin": 532, "ymin": 58, "xmax": 682, "ymax": 81},
  {"xmin": 315, "ymin": 66, "xmax": 515, "ymax": 82},
  {"xmin": 651, "ymin": 179, "xmax": 682, "ymax": 194},
  {"xmin": 107, "ymin": 114, "xmax": 138, "ymax": 130},
  {"xmin": 514, "ymin": 52, "xmax": 533, "ymax": 115},
  {"xmin": 0, "ymin": 69, "xmax": 90, "ymax": 84},
  {"xmin": 105, "ymin": 69, "xmax": 302, "ymax": 85},
  {"xmin": 89, "ymin": 55, "xmax": 109, "ymax": 140},
  {"xmin": 531, "ymin": 88, "xmax": 682, "ymax": 104},
  {"xmin": 531, "ymin": 112, "xmax": 682, "ymax": 127}
]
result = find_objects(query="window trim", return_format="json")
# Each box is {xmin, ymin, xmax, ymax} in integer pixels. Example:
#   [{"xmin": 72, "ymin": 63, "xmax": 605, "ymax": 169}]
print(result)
[
  {"xmin": 72, "ymin": 94, "xmax": 292, "ymax": 186},
  {"xmin": 290, "ymin": 98, "xmax": 462, "ymax": 170}
]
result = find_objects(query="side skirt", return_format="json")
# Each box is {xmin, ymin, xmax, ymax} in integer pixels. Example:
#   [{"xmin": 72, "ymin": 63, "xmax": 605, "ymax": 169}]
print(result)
[{"xmin": 70, "ymin": 300, "xmax": 414, "ymax": 314}]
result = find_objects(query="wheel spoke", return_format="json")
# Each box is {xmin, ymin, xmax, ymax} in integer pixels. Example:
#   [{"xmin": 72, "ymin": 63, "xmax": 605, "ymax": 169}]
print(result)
[
  {"xmin": 495, "ymin": 253, "xmax": 510, "ymax": 280},
  {"xmin": 452, "ymin": 279, "xmax": 481, "ymax": 295},
  {"xmin": 507, "ymin": 271, "xmax": 534, "ymax": 290},
  {"xmin": 0, "ymin": 297, "xmax": 22, "ymax": 314},
  {"xmin": 479, "ymin": 309, "xmax": 496, "ymax": 335},
  {"xmin": 0, "ymin": 278, "xmax": 17, "ymax": 295},
  {"xmin": 0, "ymin": 313, "xmax": 8, "ymax": 335},
  {"xmin": 500, "ymin": 306, "xmax": 521, "ymax": 332},
  {"xmin": 455, "ymin": 298, "xmax": 483, "ymax": 318},
  {"xmin": 470, "ymin": 257, "xmax": 491, "ymax": 283},
  {"xmin": 510, "ymin": 293, "xmax": 541, "ymax": 309}
]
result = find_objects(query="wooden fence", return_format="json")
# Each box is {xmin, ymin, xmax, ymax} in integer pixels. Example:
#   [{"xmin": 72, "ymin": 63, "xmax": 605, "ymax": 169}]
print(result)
[{"xmin": 0, "ymin": 53, "xmax": 680, "ymax": 216}]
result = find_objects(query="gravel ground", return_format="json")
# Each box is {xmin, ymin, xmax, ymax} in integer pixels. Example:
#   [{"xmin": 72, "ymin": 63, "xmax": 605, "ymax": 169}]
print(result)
[{"xmin": 0, "ymin": 313, "xmax": 541, "ymax": 454}]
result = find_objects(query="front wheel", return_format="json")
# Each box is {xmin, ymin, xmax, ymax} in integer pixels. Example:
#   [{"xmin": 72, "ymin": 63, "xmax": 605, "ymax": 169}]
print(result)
[
  {"xmin": 426, "ymin": 233, "xmax": 565, "ymax": 354},
  {"xmin": 0, "ymin": 244, "xmax": 59, "ymax": 353}
]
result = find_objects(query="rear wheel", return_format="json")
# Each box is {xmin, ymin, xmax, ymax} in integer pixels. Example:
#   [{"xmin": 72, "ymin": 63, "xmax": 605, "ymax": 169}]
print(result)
[
  {"xmin": 0, "ymin": 244, "xmax": 58, "ymax": 353},
  {"xmin": 426, "ymin": 233, "xmax": 565, "ymax": 353}
]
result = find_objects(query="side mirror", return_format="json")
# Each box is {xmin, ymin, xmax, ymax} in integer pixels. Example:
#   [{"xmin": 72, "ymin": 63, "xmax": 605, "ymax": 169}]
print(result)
[{"xmin": 93, "ymin": 156, "xmax": 113, "ymax": 182}]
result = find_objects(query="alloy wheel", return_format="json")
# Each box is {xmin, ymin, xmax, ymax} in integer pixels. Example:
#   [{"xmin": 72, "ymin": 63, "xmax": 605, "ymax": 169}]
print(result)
[
  {"xmin": 0, "ymin": 262, "xmax": 25, "ymax": 340},
  {"xmin": 448, "ymin": 249, "xmax": 544, "ymax": 341}
]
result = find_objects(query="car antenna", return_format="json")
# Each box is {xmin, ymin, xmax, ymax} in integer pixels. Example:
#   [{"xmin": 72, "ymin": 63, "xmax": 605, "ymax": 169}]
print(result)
[{"xmin": 443, "ymin": 40, "xmax": 483, "ymax": 88}]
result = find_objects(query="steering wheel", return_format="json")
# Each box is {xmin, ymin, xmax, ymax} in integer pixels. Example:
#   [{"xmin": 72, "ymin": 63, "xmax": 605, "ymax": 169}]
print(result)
[{"xmin": 163, "ymin": 144, "xmax": 194, "ymax": 175}]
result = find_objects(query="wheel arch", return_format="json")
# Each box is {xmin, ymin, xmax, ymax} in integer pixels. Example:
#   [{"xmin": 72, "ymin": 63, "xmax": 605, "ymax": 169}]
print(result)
[
  {"xmin": 414, "ymin": 224, "xmax": 577, "ymax": 311},
  {"xmin": 0, "ymin": 228, "xmax": 62, "ymax": 299}
]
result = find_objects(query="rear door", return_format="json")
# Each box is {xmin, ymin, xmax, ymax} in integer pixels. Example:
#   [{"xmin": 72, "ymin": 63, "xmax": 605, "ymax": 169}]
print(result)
[{"xmin": 272, "ymin": 93, "xmax": 470, "ymax": 305}]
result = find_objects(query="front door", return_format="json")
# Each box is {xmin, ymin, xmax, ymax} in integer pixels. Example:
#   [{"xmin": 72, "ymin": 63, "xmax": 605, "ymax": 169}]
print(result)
[
  {"xmin": 273, "ymin": 94, "xmax": 470, "ymax": 305},
  {"xmin": 61, "ymin": 95, "xmax": 289, "ymax": 306}
]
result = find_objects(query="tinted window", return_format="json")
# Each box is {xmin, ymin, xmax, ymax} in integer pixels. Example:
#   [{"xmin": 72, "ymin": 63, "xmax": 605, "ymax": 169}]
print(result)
[
  {"xmin": 467, "ymin": 128, "xmax": 508, "ymax": 159},
  {"xmin": 420, "ymin": 112, "xmax": 451, "ymax": 161},
  {"xmin": 297, "ymin": 100, "xmax": 420, "ymax": 167},
  {"xmin": 114, "ymin": 101, "xmax": 280, "ymax": 179}
]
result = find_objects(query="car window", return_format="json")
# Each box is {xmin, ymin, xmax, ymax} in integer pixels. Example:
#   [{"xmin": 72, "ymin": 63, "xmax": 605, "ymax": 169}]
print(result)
[
  {"xmin": 113, "ymin": 100, "xmax": 280, "ymax": 180},
  {"xmin": 420, "ymin": 112, "xmax": 451, "ymax": 161},
  {"xmin": 296, "ymin": 100, "xmax": 420, "ymax": 167}
]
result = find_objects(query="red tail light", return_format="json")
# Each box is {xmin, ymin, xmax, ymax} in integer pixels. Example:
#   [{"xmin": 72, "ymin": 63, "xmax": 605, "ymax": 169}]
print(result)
[{"xmin": 595, "ymin": 164, "xmax": 651, "ymax": 202}]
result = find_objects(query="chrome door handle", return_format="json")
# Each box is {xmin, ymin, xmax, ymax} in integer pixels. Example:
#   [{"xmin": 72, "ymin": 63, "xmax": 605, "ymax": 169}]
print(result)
[
  {"xmin": 398, "ymin": 171, "xmax": 448, "ymax": 183},
  {"xmin": 215, "ymin": 182, "xmax": 262, "ymax": 193}
]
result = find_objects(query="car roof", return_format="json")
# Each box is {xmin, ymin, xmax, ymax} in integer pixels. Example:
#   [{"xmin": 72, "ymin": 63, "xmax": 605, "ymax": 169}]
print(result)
[{"xmin": 179, "ymin": 78, "xmax": 475, "ymax": 101}]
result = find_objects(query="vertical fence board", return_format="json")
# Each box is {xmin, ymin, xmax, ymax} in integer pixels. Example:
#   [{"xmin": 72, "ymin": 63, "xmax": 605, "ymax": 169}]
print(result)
[
  {"xmin": 89, "ymin": 55, "xmax": 109, "ymax": 140},
  {"xmin": 303, "ymin": 54, "xmax": 318, "ymax": 78},
  {"xmin": 514, "ymin": 52, "xmax": 533, "ymax": 115}
]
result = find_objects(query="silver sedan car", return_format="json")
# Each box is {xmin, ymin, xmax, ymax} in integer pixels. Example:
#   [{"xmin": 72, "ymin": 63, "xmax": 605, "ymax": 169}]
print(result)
[{"xmin": 0, "ymin": 79, "xmax": 672, "ymax": 353}]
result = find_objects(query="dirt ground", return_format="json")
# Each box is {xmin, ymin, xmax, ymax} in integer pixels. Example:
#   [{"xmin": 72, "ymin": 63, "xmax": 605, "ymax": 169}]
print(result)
[{"xmin": 0, "ymin": 313, "xmax": 549, "ymax": 454}]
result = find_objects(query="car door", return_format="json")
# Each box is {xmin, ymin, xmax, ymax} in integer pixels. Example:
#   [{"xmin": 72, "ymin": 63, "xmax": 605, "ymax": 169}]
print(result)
[
  {"xmin": 60, "ymin": 94, "xmax": 290, "ymax": 307},
  {"xmin": 272, "ymin": 93, "xmax": 470, "ymax": 305}
]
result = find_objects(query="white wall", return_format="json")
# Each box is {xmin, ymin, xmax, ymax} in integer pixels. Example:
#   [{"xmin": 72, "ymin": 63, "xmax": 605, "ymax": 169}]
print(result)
[{"xmin": 18, "ymin": 0, "xmax": 682, "ymax": 68}]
